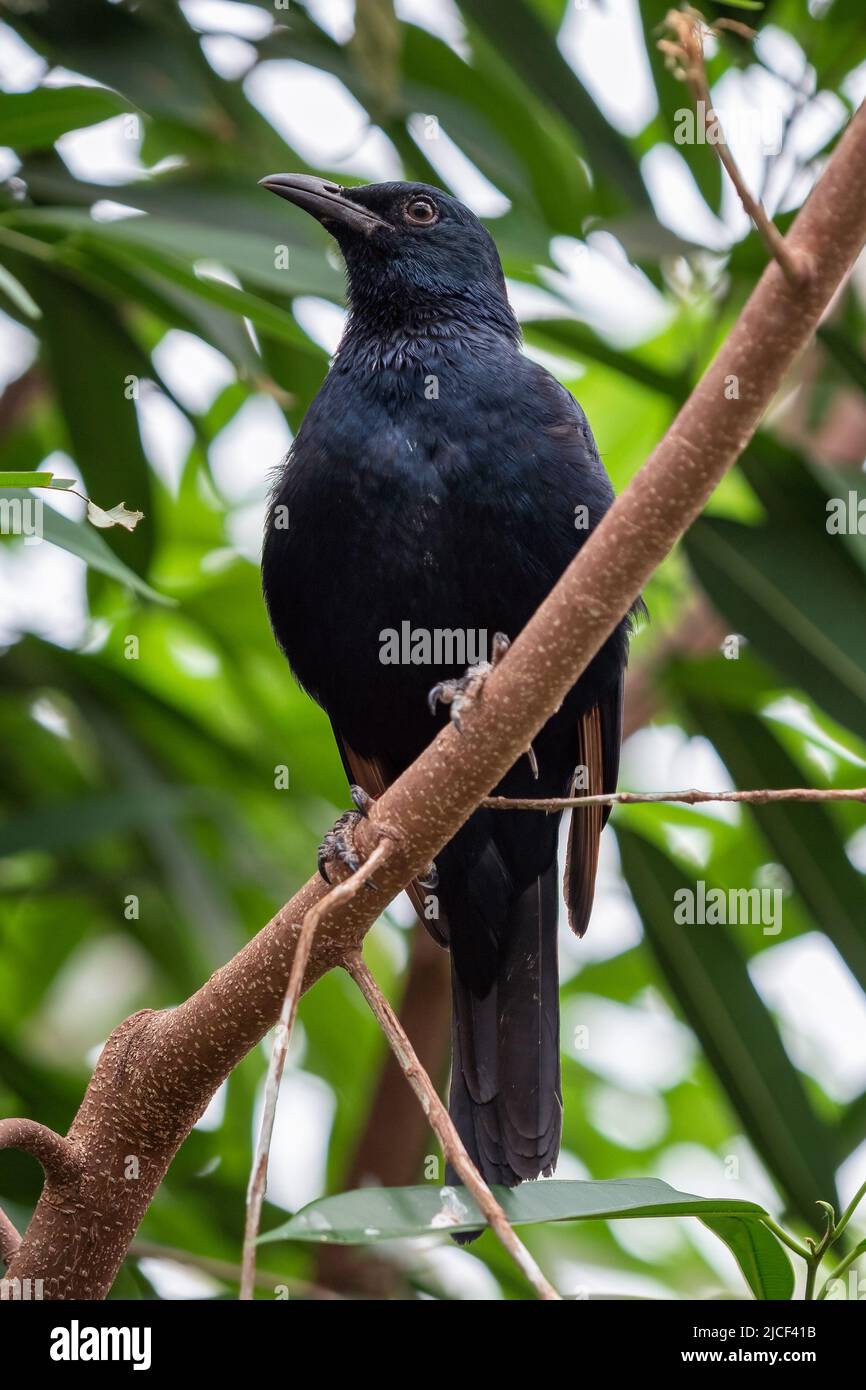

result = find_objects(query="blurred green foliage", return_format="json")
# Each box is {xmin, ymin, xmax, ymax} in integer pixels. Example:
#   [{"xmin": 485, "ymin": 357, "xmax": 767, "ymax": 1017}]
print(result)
[{"xmin": 1, "ymin": 0, "xmax": 866, "ymax": 1299}]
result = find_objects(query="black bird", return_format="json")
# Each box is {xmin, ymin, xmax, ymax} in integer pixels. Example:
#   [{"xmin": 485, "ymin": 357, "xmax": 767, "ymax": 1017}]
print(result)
[{"xmin": 260, "ymin": 175, "xmax": 638, "ymax": 1191}]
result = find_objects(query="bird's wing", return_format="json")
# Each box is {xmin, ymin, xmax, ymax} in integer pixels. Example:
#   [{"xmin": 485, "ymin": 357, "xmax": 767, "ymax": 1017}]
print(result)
[
  {"xmin": 563, "ymin": 676, "xmax": 624, "ymax": 937},
  {"xmin": 332, "ymin": 727, "xmax": 448, "ymax": 942}
]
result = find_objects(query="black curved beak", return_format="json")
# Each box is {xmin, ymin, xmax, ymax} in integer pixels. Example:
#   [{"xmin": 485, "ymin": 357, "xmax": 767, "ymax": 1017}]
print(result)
[{"xmin": 258, "ymin": 173, "xmax": 387, "ymax": 235}]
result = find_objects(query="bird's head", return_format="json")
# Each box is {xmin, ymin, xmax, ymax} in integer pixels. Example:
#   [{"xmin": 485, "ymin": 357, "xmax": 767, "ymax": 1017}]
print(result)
[{"xmin": 259, "ymin": 174, "xmax": 517, "ymax": 339}]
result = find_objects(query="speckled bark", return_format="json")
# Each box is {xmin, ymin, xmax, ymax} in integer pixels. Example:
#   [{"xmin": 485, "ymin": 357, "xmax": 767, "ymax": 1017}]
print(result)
[{"xmin": 5, "ymin": 102, "xmax": 866, "ymax": 1300}]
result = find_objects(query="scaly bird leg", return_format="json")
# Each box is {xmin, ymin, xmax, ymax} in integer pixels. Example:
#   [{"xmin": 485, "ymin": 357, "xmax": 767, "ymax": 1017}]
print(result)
[
  {"xmin": 317, "ymin": 785, "xmax": 375, "ymax": 884},
  {"xmin": 428, "ymin": 633, "xmax": 538, "ymax": 776},
  {"xmin": 427, "ymin": 631, "xmax": 511, "ymax": 731}
]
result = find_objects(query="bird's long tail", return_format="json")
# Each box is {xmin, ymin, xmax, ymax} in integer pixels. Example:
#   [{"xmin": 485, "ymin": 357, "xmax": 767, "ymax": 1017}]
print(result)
[{"xmin": 446, "ymin": 863, "xmax": 562, "ymax": 1194}]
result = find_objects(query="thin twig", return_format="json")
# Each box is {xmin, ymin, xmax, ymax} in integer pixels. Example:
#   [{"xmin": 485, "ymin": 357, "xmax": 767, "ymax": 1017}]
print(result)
[
  {"xmin": 131, "ymin": 1238, "xmax": 343, "ymax": 1300},
  {"xmin": 483, "ymin": 786, "xmax": 866, "ymax": 811},
  {"xmin": 343, "ymin": 949, "xmax": 561, "ymax": 1302},
  {"xmin": 239, "ymin": 839, "xmax": 392, "ymax": 1301},
  {"xmin": 759, "ymin": 1214, "xmax": 811, "ymax": 1263},
  {"xmin": 817, "ymin": 1240, "xmax": 866, "ymax": 1300},
  {"xmin": 804, "ymin": 1206, "xmax": 836, "ymax": 1300},
  {"xmin": 834, "ymin": 1179, "xmax": 866, "ymax": 1241},
  {"xmin": 659, "ymin": 8, "xmax": 807, "ymax": 285},
  {"xmin": 0, "ymin": 1206, "xmax": 21, "ymax": 1266}
]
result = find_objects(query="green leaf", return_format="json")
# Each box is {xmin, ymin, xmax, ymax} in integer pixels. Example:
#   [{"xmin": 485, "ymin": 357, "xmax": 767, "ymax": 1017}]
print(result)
[
  {"xmin": 740, "ymin": 436, "xmax": 866, "ymax": 580},
  {"xmin": 40, "ymin": 503, "xmax": 168, "ymax": 604},
  {"xmin": 0, "ymin": 472, "xmax": 58, "ymax": 489},
  {"xmin": 523, "ymin": 319, "xmax": 690, "ymax": 401},
  {"xmin": 398, "ymin": 23, "xmax": 593, "ymax": 236},
  {"xmin": 21, "ymin": 268, "xmax": 156, "ymax": 576},
  {"xmin": 0, "ymin": 491, "xmax": 170, "ymax": 604},
  {"xmin": 0, "ymin": 262, "xmax": 42, "ymax": 320},
  {"xmin": 818, "ymin": 325, "xmax": 866, "ymax": 395},
  {"xmin": 700, "ymin": 1215, "xmax": 793, "ymax": 1301},
  {"xmin": 458, "ymin": 0, "xmax": 650, "ymax": 216},
  {"xmin": 617, "ymin": 827, "xmax": 839, "ymax": 1225},
  {"xmin": 837, "ymin": 1089, "xmax": 866, "ymax": 1160},
  {"xmin": 261, "ymin": 1176, "xmax": 791, "ymax": 1298},
  {"xmin": 0, "ymin": 788, "xmax": 191, "ymax": 859},
  {"xmin": 6, "ymin": 208, "xmax": 342, "ymax": 301},
  {"xmin": 3, "ymin": 2, "xmax": 217, "ymax": 130},
  {"xmin": 80, "ymin": 236, "xmax": 317, "ymax": 350},
  {"xmin": 684, "ymin": 516, "xmax": 866, "ymax": 746},
  {"xmin": 0, "ymin": 86, "xmax": 133, "ymax": 151},
  {"xmin": 682, "ymin": 701, "xmax": 866, "ymax": 996}
]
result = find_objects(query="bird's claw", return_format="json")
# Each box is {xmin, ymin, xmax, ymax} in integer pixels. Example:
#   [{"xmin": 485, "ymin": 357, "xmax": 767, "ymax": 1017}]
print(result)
[
  {"xmin": 417, "ymin": 860, "xmax": 439, "ymax": 891},
  {"xmin": 349, "ymin": 783, "xmax": 374, "ymax": 817},
  {"xmin": 317, "ymin": 810, "xmax": 363, "ymax": 884},
  {"xmin": 428, "ymin": 632, "xmax": 510, "ymax": 732},
  {"xmin": 318, "ymin": 786, "xmax": 378, "ymax": 887}
]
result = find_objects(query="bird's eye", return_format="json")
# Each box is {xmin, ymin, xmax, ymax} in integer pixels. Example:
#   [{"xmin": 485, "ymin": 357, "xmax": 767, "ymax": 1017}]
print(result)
[{"xmin": 405, "ymin": 196, "xmax": 438, "ymax": 226}]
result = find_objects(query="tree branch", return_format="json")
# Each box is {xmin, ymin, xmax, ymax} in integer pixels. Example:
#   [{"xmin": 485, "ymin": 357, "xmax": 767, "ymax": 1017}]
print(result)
[
  {"xmin": 239, "ymin": 839, "xmax": 392, "ymax": 1301},
  {"xmin": 483, "ymin": 786, "xmax": 866, "ymax": 811},
  {"xmin": 0, "ymin": 1205, "xmax": 21, "ymax": 1266},
  {"xmin": 0, "ymin": 1118, "xmax": 83, "ymax": 1192},
  {"xmin": 343, "ymin": 951, "xmax": 560, "ymax": 1300},
  {"xmin": 314, "ymin": 923, "xmax": 451, "ymax": 1297},
  {"xmin": 6, "ymin": 98, "xmax": 866, "ymax": 1301},
  {"xmin": 660, "ymin": 8, "xmax": 807, "ymax": 285}
]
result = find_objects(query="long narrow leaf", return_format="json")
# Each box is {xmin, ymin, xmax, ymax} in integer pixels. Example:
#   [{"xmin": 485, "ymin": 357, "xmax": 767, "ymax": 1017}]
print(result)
[
  {"xmin": 617, "ymin": 827, "xmax": 838, "ymax": 1224},
  {"xmin": 262, "ymin": 1176, "xmax": 792, "ymax": 1299}
]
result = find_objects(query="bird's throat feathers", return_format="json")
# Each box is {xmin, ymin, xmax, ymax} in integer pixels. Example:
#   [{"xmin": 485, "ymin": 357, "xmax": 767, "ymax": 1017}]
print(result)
[{"xmin": 336, "ymin": 280, "xmax": 520, "ymax": 378}]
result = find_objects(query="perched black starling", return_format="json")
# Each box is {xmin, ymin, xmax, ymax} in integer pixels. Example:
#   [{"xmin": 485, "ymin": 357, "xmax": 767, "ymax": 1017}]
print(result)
[{"xmin": 261, "ymin": 175, "xmax": 637, "ymax": 1192}]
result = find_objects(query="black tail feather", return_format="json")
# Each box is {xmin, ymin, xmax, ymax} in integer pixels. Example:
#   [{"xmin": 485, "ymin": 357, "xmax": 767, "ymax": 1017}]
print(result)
[{"xmin": 446, "ymin": 864, "xmax": 562, "ymax": 1200}]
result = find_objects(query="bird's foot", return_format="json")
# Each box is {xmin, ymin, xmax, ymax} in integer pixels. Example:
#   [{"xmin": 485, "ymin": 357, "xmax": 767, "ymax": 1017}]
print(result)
[
  {"xmin": 427, "ymin": 634, "xmax": 538, "ymax": 777},
  {"xmin": 317, "ymin": 784, "xmax": 377, "ymax": 886},
  {"xmin": 428, "ymin": 631, "xmax": 511, "ymax": 732}
]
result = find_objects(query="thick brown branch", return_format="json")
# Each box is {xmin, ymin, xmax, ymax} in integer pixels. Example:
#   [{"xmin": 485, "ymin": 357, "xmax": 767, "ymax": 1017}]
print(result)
[
  {"xmin": 7, "ymin": 100, "xmax": 866, "ymax": 1300},
  {"xmin": 0, "ymin": 1206, "xmax": 21, "ymax": 1266},
  {"xmin": 343, "ymin": 951, "xmax": 560, "ymax": 1300}
]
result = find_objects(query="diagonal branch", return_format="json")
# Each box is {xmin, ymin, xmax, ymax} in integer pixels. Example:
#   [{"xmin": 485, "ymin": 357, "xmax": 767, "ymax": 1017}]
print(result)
[
  {"xmin": 239, "ymin": 839, "xmax": 392, "ymax": 1301},
  {"xmin": 343, "ymin": 950, "xmax": 560, "ymax": 1300},
  {"xmin": 6, "ymin": 99, "xmax": 866, "ymax": 1301},
  {"xmin": 314, "ymin": 924, "xmax": 452, "ymax": 1298}
]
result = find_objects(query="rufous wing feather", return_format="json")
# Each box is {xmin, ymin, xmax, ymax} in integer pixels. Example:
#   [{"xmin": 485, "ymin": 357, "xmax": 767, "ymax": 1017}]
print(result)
[{"xmin": 564, "ymin": 677, "xmax": 623, "ymax": 936}]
